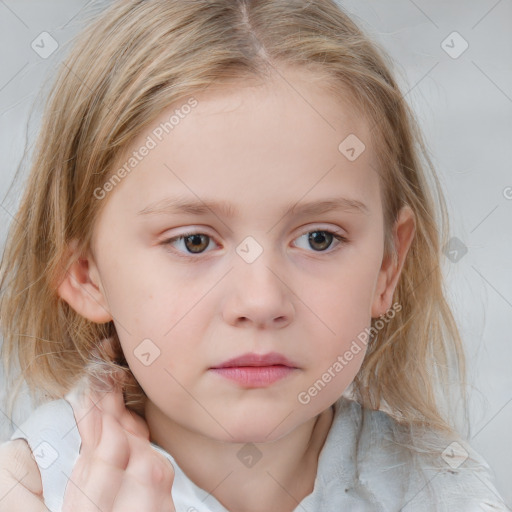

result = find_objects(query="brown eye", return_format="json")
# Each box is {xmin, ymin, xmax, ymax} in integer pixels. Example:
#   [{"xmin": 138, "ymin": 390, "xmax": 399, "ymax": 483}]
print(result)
[
  {"xmin": 293, "ymin": 229, "xmax": 347, "ymax": 253},
  {"xmin": 183, "ymin": 234, "xmax": 210, "ymax": 253},
  {"xmin": 162, "ymin": 232, "xmax": 216, "ymax": 257},
  {"xmin": 308, "ymin": 231, "xmax": 333, "ymax": 251}
]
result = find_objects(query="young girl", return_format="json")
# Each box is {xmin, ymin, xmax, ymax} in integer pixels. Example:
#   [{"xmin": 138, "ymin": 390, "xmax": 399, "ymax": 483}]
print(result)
[{"xmin": 0, "ymin": 0, "xmax": 508, "ymax": 511}]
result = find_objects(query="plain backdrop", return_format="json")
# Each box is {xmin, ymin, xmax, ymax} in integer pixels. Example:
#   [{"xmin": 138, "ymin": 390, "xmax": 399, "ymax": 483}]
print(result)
[{"xmin": 0, "ymin": 0, "xmax": 511, "ymax": 506}]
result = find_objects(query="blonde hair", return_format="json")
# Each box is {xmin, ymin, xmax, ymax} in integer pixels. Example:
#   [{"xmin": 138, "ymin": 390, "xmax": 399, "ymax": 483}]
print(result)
[{"xmin": 1, "ymin": 0, "xmax": 468, "ymax": 444}]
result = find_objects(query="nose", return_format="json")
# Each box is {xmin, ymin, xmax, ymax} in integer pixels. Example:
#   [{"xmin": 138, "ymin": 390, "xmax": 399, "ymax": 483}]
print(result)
[{"xmin": 222, "ymin": 251, "xmax": 295, "ymax": 329}]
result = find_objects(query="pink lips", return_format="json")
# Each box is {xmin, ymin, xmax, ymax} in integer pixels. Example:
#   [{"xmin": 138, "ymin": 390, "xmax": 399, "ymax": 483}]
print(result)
[{"xmin": 210, "ymin": 352, "xmax": 298, "ymax": 388}]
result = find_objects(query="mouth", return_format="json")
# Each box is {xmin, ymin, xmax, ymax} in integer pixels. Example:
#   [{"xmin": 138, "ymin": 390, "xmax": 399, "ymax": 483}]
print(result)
[
  {"xmin": 209, "ymin": 352, "xmax": 299, "ymax": 388},
  {"xmin": 211, "ymin": 351, "xmax": 298, "ymax": 369}
]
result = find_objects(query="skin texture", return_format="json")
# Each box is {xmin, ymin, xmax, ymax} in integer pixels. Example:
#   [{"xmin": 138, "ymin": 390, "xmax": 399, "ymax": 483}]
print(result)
[{"xmin": 3, "ymin": 67, "xmax": 415, "ymax": 512}]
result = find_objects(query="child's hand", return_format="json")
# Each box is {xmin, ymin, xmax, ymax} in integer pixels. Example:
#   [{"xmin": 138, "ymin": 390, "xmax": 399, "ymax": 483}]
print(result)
[
  {"xmin": 0, "ymin": 439, "xmax": 50, "ymax": 511},
  {"xmin": 63, "ymin": 380, "xmax": 175, "ymax": 512}
]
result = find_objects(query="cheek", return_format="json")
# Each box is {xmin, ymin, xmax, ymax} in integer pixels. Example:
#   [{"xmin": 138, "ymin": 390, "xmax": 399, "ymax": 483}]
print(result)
[
  {"xmin": 311, "ymin": 262, "xmax": 378, "ymax": 338},
  {"xmin": 300, "ymin": 253, "xmax": 380, "ymax": 388},
  {"xmin": 119, "ymin": 329, "xmax": 193, "ymax": 405},
  {"xmin": 100, "ymin": 249, "xmax": 208, "ymax": 330},
  {"xmin": 102, "ymin": 268, "xmax": 209, "ymax": 395},
  {"xmin": 299, "ymin": 284, "xmax": 372, "ymax": 406}
]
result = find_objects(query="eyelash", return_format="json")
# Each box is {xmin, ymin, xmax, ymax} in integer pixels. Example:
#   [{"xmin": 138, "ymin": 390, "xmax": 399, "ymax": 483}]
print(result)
[{"xmin": 160, "ymin": 228, "xmax": 348, "ymax": 260}]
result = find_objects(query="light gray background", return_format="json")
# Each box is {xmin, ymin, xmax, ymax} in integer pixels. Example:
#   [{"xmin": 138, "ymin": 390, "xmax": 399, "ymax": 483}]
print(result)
[{"xmin": 0, "ymin": 0, "xmax": 511, "ymax": 506}]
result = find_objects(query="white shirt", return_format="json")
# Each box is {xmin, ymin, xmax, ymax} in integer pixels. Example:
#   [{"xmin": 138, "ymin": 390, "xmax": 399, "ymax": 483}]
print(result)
[{"xmin": 11, "ymin": 394, "xmax": 509, "ymax": 512}]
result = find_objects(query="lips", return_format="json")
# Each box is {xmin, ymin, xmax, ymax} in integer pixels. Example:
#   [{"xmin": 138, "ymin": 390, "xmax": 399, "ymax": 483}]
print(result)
[
  {"xmin": 209, "ymin": 352, "xmax": 298, "ymax": 388},
  {"xmin": 211, "ymin": 351, "xmax": 298, "ymax": 369}
]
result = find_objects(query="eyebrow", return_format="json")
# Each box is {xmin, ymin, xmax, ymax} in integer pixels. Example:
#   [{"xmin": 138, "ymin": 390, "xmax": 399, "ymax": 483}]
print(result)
[{"xmin": 137, "ymin": 195, "xmax": 370, "ymax": 217}]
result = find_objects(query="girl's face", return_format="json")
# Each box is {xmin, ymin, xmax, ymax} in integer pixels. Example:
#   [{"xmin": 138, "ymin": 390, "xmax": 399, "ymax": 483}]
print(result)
[{"xmin": 72, "ymin": 69, "xmax": 413, "ymax": 443}]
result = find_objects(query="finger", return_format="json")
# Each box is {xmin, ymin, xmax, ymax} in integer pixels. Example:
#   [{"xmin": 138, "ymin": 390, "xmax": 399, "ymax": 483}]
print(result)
[
  {"xmin": 64, "ymin": 456, "xmax": 124, "ymax": 512},
  {"xmin": 95, "ymin": 412, "xmax": 130, "ymax": 470},
  {"xmin": 63, "ymin": 412, "xmax": 129, "ymax": 511},
  {"xmin": 67, "ymin": 378, "xmax": 127, "ymax": 453},
  {"xmin": 126, "ymin": 434, "xmax": 174, "ymax": 490},
  {"xmin": 0, "ymin": 440, "xmax": 43, "ymax": 498},
  {"xmin": 118, "ymin": 409, "xmax": 150, "ymax": 440},
  {"xmin": 68, "ymin": 353, "xmax": 148, "ymax": 444},
  {"xmin": 0, "ymin": 478, "xmax": 50, "ymax": 512},
  {"xmin": 65, "ymin": 416, "xmax": 174, "ymax": 512},
  {"xmin": 0, "ymin": 440, "xmax": 50, "ymax": 512},
  {"xmin": 113, "ymin": 435, "xmax": 175, "ymax": 512},
  {"xmin": 66, "ymin": 384, "xmax": 103, "ymax": 454},
  {"xmin": 93, "ymin": 381, "xmax": 126, "ymax": 418},
  {"xmin": 93, "ymin": 387, "xmax": 149, "ymax": 441}
]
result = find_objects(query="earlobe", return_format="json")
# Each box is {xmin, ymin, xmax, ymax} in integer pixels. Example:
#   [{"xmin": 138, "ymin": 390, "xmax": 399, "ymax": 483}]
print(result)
[
  {"xmin": 56, "ymin": 242, "xmax": 113, "ymax": 324},
  {"xmin": 371, "ymin": 206, "xmax": 416, "ymax": 318}
]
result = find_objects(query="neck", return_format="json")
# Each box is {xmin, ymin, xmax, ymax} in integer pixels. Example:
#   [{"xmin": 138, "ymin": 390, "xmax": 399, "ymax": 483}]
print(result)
[{"xmin": 145, "ymin": 403, "xmax": 335, "ymax": 512}]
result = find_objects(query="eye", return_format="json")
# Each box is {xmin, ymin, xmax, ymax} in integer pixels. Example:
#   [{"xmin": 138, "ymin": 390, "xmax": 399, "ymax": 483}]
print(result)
[
  {"xmin": 293, "ymin": 229, "xmax": 347, "ymax": 253},
  {"xmin": 161, "ymin": 228, "xmax": 348, "ymax": 259},
  {"xmin": 162, "ymin": 232, "xmax": 218, "ymax": 256}
]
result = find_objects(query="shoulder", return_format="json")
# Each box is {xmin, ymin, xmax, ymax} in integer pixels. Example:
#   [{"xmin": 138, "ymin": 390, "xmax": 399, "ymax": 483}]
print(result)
[
  {"xmin": 331, "ymin": 397, "xmax": 510, "ymax": 511},
  {"xmin": 416, "ymin": 462, "xmax": 511, "ymax": 511}
]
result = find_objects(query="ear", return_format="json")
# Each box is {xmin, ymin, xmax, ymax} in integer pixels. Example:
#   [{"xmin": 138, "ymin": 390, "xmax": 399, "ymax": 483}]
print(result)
[
  {"xmin": 371, "ymin": 205, "xmax": 415, "ymax": 318},
  {"xmin": 57, "ymin": 240, "xmax": 113, "ymax": 323}
]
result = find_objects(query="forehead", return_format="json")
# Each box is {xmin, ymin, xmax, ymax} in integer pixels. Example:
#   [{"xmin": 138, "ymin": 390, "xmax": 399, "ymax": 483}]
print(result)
[{"xmin": 103, "ymin": 68, "xmax": 382, "ymax": 221}]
